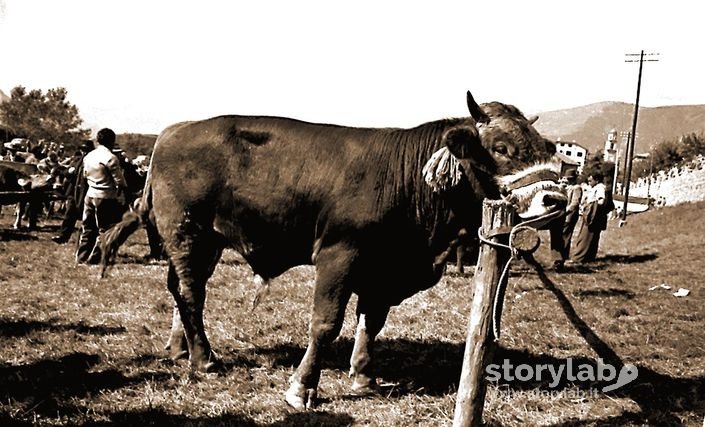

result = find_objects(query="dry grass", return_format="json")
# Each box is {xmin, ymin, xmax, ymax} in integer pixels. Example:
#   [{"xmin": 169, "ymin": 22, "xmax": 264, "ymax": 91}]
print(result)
[{"xmin": 0, "ymin": 202, "xmax": 704, "ymax": 426}]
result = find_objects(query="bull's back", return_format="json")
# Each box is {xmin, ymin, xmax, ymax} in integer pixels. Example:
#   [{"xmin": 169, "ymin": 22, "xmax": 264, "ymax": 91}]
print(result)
[
  {"xmin": 148, "ymin": 116, "xmax": 392, "ymax": 275},
  {"xmin": 151, "ymin": 115, "xmax": 386, "ymax": 213}
]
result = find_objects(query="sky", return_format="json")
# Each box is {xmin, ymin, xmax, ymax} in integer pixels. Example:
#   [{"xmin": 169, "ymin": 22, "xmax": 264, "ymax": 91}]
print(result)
[{"xmin": 1, "ymin": 1, "xmax": 704, "ymax": 134}]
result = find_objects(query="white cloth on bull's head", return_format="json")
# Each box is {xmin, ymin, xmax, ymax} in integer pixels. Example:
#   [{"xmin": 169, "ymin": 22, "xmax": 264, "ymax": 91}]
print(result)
[
  {"xmin": 517, "ymin": 186, "xmax": 565, "ymax": 219},
  {"xmin": 498, "ymin": 162, "xmax": 567, "ymax": 220},
  {"xmin": 497, "ymin": 162, "xmax": 561, "ymax": 190},
  {"xmin": 422, "ymin": 147, "xmax": 463, "ymax": 193}
]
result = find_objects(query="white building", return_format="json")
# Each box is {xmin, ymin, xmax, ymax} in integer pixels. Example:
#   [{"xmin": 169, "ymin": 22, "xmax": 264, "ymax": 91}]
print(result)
[{"xmin": 555, "ymin": 139, "xmax": 587, "ymax": 173}]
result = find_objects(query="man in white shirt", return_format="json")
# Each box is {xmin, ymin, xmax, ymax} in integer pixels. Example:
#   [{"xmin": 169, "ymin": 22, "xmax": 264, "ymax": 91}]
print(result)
[{"xmin": 76, "ymin": 128, "xmax": 128, "ymax": 264}]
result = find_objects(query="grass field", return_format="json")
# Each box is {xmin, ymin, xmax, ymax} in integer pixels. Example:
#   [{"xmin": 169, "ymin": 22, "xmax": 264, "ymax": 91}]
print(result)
[{"xmin": 1, "ymin": 201, "xmax": 704, "ymax": 426}]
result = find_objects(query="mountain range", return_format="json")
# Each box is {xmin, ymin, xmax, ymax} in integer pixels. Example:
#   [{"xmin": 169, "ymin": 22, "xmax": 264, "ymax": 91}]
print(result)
[
  {"xmin": 533, "ymin": 101, "xmax": 705, "ymax": 156},
  {"xmin": 3, "ymin": 88, "xmax": 705, "ymax": 158}
]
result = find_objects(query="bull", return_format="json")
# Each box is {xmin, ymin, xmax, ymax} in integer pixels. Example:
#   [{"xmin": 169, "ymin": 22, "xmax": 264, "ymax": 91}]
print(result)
[{"xmin": 100, "ymin": 91, "xmax": 556, "ymax": 409}]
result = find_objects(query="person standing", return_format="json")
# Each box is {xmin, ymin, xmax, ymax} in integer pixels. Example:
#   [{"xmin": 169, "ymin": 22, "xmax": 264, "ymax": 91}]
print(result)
[
  {"xmin": 568, "ymin": 172, "xmax": 610, "ymax": 264},
  {"xmin": 76, "ymin": 129, "xmax": 127, "ymax": 264},
  {"xmin": 561, "ymin": 169, "xmax": 583, "ymax": 260},
  {"xmin": 52, "ymin": 141, "xmax": 93, "ymax": 243}
]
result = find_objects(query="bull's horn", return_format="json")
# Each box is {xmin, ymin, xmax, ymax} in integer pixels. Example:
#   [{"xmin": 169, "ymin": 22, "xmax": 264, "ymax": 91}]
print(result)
[
  {"xmin": 528, "ymin": 115, "xmax": 539, "ymax": 125},
  {"xmin": 466, "ymin": 90, "xmax": 490, "ymax": 124}
]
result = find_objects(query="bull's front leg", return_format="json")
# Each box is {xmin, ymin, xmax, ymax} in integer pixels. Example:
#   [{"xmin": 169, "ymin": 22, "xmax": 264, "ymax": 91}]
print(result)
[
  {"xmin": 349, "ymin": 302, "xmax": 390, "ymax": 394},
  {"xmin": 285, "ymin": 244, "xmax": 354, "ymax": 410}
]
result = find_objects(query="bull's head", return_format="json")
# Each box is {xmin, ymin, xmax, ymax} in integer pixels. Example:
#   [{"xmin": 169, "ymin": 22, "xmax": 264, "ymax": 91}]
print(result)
[
  {"xmin": 467, "ymin": 91, "xmax": 556, "ymax": 174},
  {"xmin": 423, "ymin": 91, "xmax": 558, "ymax": 202}
]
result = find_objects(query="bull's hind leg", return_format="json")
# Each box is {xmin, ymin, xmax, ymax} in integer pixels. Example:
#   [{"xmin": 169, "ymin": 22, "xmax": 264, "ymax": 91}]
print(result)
[
  {"xmin": 349, "ymin": 300, "xmax": 390, "ymax": 394},
  {"xmin": 164, "ymin": 265, "xmax": 188, "ymax": 361},
  {"xmin": 164, "ymin": 228, "xmax": 224, "ymax": 371},
  {"xmin": 285, "ymin": 243, "xmax": 355, "ymax": 410}
]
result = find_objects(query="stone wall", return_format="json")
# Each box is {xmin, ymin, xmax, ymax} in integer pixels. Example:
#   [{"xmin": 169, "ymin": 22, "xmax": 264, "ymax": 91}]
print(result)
[{"xmin": 628, "ymin": 155, "xmax": 705, "ymax": 206}]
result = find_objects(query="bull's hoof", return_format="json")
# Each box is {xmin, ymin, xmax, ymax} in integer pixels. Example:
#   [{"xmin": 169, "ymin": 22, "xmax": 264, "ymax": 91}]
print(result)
[
  {"xmin": 164, "ymin": 339, "xmax": 189, "ymax": 361},
  {"xmin": 169, "ymin": 349, "xmax": 189, "ymax": 362},
  {"xmin": 190, "ymin": 353, "xmax": 222, "ymax": 373},
  {"xmin": 351, "ymin": 376, "xmax": 380, "ymax": 396},
  {"xmin": 285, "ymin": 379, "xmax": 317, "ymax": 410}
]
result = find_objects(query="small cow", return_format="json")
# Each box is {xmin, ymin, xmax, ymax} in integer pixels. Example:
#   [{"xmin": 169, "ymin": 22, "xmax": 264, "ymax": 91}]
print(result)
[{"xmin": 101, "ymin": 92, "xmax": 556, "ymax": 409}]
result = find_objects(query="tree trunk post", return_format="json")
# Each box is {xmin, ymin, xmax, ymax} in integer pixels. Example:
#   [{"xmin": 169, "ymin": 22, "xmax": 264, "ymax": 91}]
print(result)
[{"xmin": 453, "ymin": 199, "xmax": 515, "ymax": 427}]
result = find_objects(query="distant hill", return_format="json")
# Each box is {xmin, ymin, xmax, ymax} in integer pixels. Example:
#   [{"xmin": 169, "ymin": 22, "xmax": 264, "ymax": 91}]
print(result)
[
  {"xmin": 533, "ymin": 102, "xmax": 705, "ymax": 155},
  {"xmin": 0, "ymin": 89, "xmax": 9, "ymax": 104}
]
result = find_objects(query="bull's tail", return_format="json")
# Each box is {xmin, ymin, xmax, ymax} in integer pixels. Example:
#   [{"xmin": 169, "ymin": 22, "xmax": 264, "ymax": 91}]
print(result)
[{"xmin": 99, "ymin": 171, "xmax": 154, "ymax": 278}]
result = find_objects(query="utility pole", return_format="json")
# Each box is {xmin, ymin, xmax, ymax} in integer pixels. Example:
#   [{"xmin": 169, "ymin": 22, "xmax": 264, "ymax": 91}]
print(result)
[
  {"xmin": 619, "ymin": 131, "xmax": 631, "ymax": 195},
  {"xmin": 620, "ymin": 50, "xmax": 659, "ymax": 224}
]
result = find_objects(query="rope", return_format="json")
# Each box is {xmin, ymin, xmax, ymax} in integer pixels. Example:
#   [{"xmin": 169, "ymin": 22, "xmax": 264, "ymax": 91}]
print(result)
[{"xmin": 476, "ymin": 208, "xmax": 562, "ymax": 341}]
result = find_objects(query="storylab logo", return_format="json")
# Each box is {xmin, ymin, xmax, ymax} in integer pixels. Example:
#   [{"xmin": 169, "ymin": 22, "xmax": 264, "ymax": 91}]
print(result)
[{"xmin": 486, "ymin": 358, "xmax": 638, "ymax": 392}]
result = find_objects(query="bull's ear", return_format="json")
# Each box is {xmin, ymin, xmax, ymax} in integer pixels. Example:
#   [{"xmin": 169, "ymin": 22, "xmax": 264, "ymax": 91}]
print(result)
[
  {"xmin": 466, "ymin": 90, "xmax": 490, "ymax": 124},
  {"xmin": 443, "ymin": 126, "xmax": 481, "ymax": 159}
]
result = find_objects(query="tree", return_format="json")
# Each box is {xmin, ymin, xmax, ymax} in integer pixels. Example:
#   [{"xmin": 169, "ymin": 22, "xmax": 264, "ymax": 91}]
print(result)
[
  {"xmin": 650, "ymin": 139, "xmax": 682, "ymax": 172},
  {"xmin": 0, "ymin": 86, "xmax": 90, "ymax": 149},
  {"xmin": 676, "ymin": 132, "xmax": 705, "ymax": 161}
]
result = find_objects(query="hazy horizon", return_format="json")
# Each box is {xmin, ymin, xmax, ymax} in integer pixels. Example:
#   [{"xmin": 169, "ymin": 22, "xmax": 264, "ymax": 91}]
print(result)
[{"xmin": 2, "ymin": 1, "xmax": 704, "ymax": 134}]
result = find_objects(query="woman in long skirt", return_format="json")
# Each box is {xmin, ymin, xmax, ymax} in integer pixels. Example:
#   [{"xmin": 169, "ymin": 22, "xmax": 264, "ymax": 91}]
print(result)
[{"xmin": 569, "ymin": 173, "xmax": 611, "ymax": 264}]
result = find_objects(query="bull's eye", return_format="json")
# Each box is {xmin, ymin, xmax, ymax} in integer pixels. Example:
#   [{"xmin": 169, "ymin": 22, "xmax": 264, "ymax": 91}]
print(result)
[{"xmin": 494, "ymin": 143, "xmax": 508, "ymax": 155}]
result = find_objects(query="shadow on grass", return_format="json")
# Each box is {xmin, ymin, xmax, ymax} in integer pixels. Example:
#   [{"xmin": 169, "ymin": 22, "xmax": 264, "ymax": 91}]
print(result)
[
  {"xmin": 82, "ymin": 408, "xmax": 355, "ymax": 426},
  {"xmin": 0, "ymin": 352, "xmax": 171, "ymax": 420},
  {"xmin": 255, "ymin": 338, "xmax": 704, "ymax": 419},
  {"xmin": 0, "ymin": 349, "xmax": 352, "ymax": 425},
  {"xmin": 573, "ymin": 287, "xmax": 636, "ymax": 299},
  {"xmin": 597, "ymin": 253, "xmax": 659, "ymax": 264},
  {"xmin": 113, "ymin": 253, "xmax": 167, "ymax": 266},
  {"xmin": 524, "ymin": 255, "xmax": 705, "ymax": 426},
  {"xmin": 0, "ymin": 318, "xmax": 126, "ymax": 338},
  {"xmin": 0, "ymin": 228, "xmax": 39, "ymax": 241},
  {"xmin": 249, "ymin": 253, "xmax": 703, "ymax": 424},
  {"xmin": 556, "ymin": 252, "xmax": 659, "ymax": 274}
]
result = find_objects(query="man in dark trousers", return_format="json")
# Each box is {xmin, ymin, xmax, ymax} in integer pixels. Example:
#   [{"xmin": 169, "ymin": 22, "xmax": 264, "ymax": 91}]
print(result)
[
  {"xmin": 75, "ymin": 129, "xmax": 127, "ymax": 264},
  {"xmin": 52, "ymin": 141, "xmax": 93, "ymax": 243}
]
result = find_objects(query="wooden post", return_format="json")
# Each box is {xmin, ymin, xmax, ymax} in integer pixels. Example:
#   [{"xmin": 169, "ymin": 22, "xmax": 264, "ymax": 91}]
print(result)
[{"xmin": 453, "ymin": 199, "xmax": 514, "ymax": 427}]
